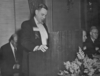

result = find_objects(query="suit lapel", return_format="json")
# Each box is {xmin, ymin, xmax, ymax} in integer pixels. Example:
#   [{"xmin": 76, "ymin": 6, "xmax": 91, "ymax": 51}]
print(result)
[
  {"xmin": 30, "ymin": 19, "xmax": 41, "ymax": 39},
  {"xmin": 30, "ymin": 18, "xmax": 49, "ymax": 45},
  {"xmin": 8, "ymin": 43, "xmax": 16, "ymax": 62},
  {"xmin": 30, "ymin": 19, "xmax": 37, "ymax": 27}
]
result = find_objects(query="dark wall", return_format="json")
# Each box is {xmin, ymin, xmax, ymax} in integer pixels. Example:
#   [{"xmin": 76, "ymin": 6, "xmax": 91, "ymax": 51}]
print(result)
[
  {"xmin": 52, "ymin": 0, "xmax": 81, "ymax": 31},
  {"xmin": 82, "ymin": 0, "xmax": 99, "ymax": 31}
]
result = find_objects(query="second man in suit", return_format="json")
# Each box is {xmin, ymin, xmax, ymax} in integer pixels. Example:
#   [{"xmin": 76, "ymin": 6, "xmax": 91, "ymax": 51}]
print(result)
[
  {"xmin": 0, "ymin": 33, "xmax": 23, "ymax": 76},
  {"xmin": 84, "ymin": 26, "xmax": 100, "ymax": 58}
]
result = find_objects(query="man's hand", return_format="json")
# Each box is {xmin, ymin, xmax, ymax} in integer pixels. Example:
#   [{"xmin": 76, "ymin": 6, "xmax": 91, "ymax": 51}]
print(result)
[
  {"xmin": 38, "ymin": 45, "xmax": 48, "ymax": 52},
  {"xmin": 95, "ymin": 47, "xmax": 99, "ymax": 51},
  {"xmin": 13, "ymin": 64, "xmax": 20, "ymax": 69}
]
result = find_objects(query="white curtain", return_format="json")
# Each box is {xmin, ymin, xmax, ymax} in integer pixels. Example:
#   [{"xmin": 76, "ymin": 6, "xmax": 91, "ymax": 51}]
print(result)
[{"xmin": 0, "ymin": 0, "xmax": 30, "ymax": 47}]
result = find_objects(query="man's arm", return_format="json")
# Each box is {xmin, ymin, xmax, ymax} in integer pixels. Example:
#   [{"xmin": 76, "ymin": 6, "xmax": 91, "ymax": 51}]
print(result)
[
  {"xmin": 21, "ymin": 21, "xmax": 38, "ymax": 52},
  {"xmin": 0, "ymin": 47, "xmax": 3, "ymax": 68}
]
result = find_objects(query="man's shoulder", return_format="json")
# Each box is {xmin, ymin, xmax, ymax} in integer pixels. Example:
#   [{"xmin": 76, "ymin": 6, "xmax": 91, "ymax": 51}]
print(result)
[
  {"xmin": 21, "ymin": 19, "xmax": 36, "ymax": 29},
  {"xmin": 1, "ymin": 43, "xmax": 10, "ymax": 49},
  {"xmin": 86, "ymin": 37, "xmax": 92, "ymax": 42},
  {"xmin": 21, "ymin": 20, "xmax": 31, "ymax": 28},
  {"xmin": 85, "ymin": 37, "xmax": 93, "ymax": 46},
  {"xmin": 21, "ymin": 20, "xmax": 30, "ymax": 25}
]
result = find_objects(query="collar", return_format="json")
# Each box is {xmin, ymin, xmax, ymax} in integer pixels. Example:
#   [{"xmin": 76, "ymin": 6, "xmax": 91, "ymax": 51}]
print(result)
[
  {"xmin": 34, "ymin": 17, "xmax": 43, "ymax": 25},
  {"xmin": 10, "ymin": 42, "xmax": 17, "ymax": 50},
  {"xmin": 10, "ymin": 42, "xmax": 14, "ymax": 51},
  {"xmin": 91, "ymin": 37, "xmax": 95, "ymax": 43},
  {"xmin": 34, "ymin": 17, "xmax": 39, "ymax": 26}
]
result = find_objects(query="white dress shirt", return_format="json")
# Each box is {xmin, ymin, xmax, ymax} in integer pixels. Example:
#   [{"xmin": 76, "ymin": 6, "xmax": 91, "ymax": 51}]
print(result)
[
  {"xmin": 10, "ymin": 42, "xmax": 17, "ymax": 62},
  {"xmin": 91, "ymin": 37, "xmax": 95, "ymax": 43},
  {"xmin": 34, "ymin": 17, "xmax": 48, "ymax": 45}
]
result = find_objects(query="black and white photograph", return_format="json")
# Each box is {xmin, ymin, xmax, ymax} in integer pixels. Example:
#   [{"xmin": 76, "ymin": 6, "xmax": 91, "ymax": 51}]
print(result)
[{"xmin": 0, "ymin": 0, "xmax": 100, "ymax": 76}]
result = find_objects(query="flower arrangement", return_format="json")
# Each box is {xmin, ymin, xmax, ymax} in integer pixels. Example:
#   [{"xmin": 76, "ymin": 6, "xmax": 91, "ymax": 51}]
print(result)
[
  {"xmin": 58, "ymin": 47, "xmax": 100, "ymax": 76},
  {"xmin": 83, "ymin": 55, "xmax": 100, "ymax": 76}
]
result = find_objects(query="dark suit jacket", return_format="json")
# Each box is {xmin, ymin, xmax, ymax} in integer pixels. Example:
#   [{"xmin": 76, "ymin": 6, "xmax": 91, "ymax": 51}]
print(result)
[
  {"xmin": 21, "ymin": 19, "xmax": 49, "ymax": 52},
  {"xmin": 0, "ymin": 43, "xmax": 23, "ymax": 75},
  {"xmin": 20, "ymin": 19, "xmax": 49, "ymax": 76},
  {"xmin": 83, "ymin": 37, "xmax": 100, "ymax": 58}
]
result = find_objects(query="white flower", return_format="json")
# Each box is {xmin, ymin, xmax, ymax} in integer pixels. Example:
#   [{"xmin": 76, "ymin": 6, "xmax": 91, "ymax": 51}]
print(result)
[
  {"xmin": 88, "ymin": 69, "xmax": 95, "ymax": 76},
  {"xmin": 77, "ymin": 47, "xmax": 85, "ymax": 59},
  {"xmin": 84, "ymin": 69, "xmax": 89, "ymax": 73},
  {"xmin": 64, "ymin": 61, "xmax": 71, "ymax": 70},
  {"xmin": 95, "ymin": 47, "xmax": 99, "ymax": 51},
  {"xmin": 72, "ymin": 62, "xmax": 79, "ymax": 70},
  {"xmin": 58, "ymin": 46, "xmax": 100, "ymax": 76},
  {"xmin": 64, "ymin": 70, "xmax": 69, "ymax": 74},
  {"xmin": 75, "ymin": 58, "xmax": 82, "ymax": 66},
  {"xmin": 83, "ymin": 46, "xmax": 87, "ymax": 50},
  {"xmin": 58, "ymin": 70, "xmax": 65, "ymax": 75},
  {"xmin": 69, "ymin": 67, "xmax": 74, "ymax": 73}
]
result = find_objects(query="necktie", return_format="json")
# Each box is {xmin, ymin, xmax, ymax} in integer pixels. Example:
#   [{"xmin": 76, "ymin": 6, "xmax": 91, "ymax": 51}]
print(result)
[{"xmin": 14, "ymin": 48, "xmax": 18, "ymax": 63}]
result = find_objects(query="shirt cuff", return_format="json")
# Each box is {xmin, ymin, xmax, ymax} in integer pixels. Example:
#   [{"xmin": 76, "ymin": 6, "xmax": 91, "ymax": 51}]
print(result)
[{"xmin": 33, "ymin": 46, "xmax": 39, "ymax": 51}]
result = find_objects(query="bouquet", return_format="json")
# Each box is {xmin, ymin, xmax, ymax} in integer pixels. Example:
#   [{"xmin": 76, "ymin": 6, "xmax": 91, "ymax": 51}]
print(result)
[
  {"xmin": 83, "ymin": 56, "xmax": 100, "ymax": 76},
  {"xmin": 58, "ymin": 47, "xmax": 100, "ymax": 76}
]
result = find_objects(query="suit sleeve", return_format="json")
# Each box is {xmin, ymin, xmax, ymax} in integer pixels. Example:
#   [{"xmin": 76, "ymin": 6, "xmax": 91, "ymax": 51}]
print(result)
[
  {"xmin": 0, "ymin": 47, "xmax": 3, "ymax": 67},
  {"xmin": 21, "ymin": 21, "xmax": 38, "ymax": 52}
]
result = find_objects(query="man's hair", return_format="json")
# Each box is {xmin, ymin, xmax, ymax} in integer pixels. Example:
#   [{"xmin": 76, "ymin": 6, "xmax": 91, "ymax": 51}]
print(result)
[
  {"xmin": 9, "ymin": 34, "xmax": 17, "ymax": 42},
  {"xmin": 90, "ymin": 26, "xmax": 98, "ymax": 32},
  {"xmin": 30, "ymin": 3, "xmax": 48, "ymax": 20},
  {"xmin": 35, "ymin": 3, "xmax": 48, "ymax": 11},
  {"xmin": 9, "ymin": 35, "xmax": 13, "ymax": 42}
]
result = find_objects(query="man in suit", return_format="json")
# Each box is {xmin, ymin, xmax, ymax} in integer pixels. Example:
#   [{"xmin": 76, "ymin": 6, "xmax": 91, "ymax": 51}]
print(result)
[
  {"xmin": 21, "ymin": 3, "xmax": 49, "ymax": 52},
  {"xmin": 20, "ymin": 3, "xmax": 49, "ymax": 76},
  {"xmin": 84, "ymin": 26, "xmax": 100, "ymax": 58},
  {"xmin": 0, "ymin": 33, "xmax": 23, "ymax": 76}
]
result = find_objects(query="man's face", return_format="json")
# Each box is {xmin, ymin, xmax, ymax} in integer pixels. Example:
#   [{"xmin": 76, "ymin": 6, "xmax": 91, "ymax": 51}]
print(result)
[
  {"xmin": 14, "ymin": 35, "xmax": 18, "ymax": 43},
  {"xmin": 83, "ymin": 31, "xmax": 87, "ymax": 42},
  {"xmin": 90, "ymin": 29, "xmax": 98, "ymax": 40},
  {"xmin": 12, "ymin": 35, "xmax": 18, "ymax": 47},
  {"xmin": 35, "ymin": 8, "xmax": 47, "ymax": 23}
]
